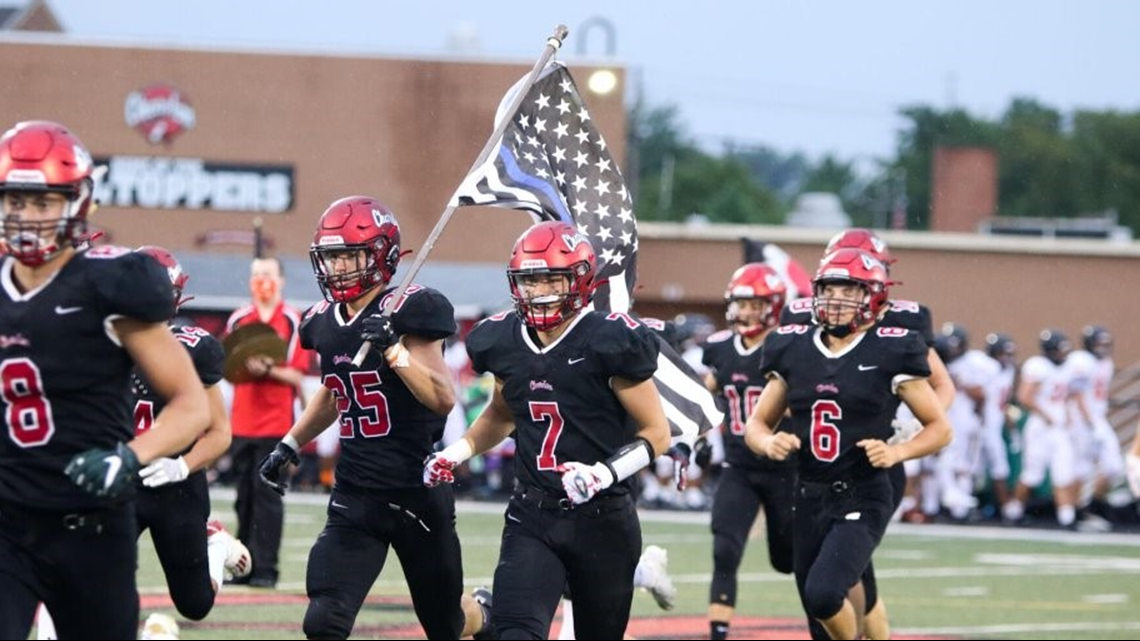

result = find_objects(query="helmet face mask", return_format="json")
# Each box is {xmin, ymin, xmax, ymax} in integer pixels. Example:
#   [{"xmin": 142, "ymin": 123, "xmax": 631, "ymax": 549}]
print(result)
[
  {"xmin": 724, "ymin": 263, "xmax": 786, "ymax": 338},
  {"xmin": 309, "ymin": 197, "xmax": 401, "ymax": 303},
  {"xmin": 0, "ymin": 121, "xmax": 96, "ymax": 266},
  {"xmin": 507, "ymin": 221, "xmax": 595, "ymax": 332},
  {"xmin": 811, "ymin": 249, "xmax": 890, "ymax": 337}
]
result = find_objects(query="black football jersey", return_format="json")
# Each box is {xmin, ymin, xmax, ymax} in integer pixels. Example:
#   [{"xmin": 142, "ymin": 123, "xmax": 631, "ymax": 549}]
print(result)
[
  {"xmin": 132, "ymin": 325, "xmax": 224, "ymax": 470},
  {"xmin": 781, "ymin": 297, "xmax": 936, "ymax": 347},
  {"xmin": 300, "ymin": 284, "xmax": 456, "ymax": 491},
  {"xmin": 467, "ymin": 310, "xmax": 659, "ymax": 497},
  {"xmin": 701, "ymin": 330, "xmax": 792, "ymax": 472},
  {"xmin": 760, "ymin": 324, "xmax": 930, "ymax": 483},
  {"xmin": 0, "ymin": 247, "xmax": 175, "ymax": 510}
]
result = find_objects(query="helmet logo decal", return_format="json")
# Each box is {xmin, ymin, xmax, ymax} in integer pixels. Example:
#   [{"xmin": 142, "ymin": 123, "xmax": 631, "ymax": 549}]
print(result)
[
  {"xmin": 372, "ymin": 208, "xmax": 395, "ymax": 227},
  {"xmin": 124, "ymin": 83, "xmax": 196, "ymax": 145},
  {"xmin": 318, "ymin": 235, "xmax": 345, "ymax": 246},
  {"xmin": 72, "ymin": 145, "xmax": 92, "ymax": 173},
  {"xmin": 562, "ymin": 232, "xmax": 586, "ymax": 251},
  {"xmin": 519, "ymin": 259, "xmax": 549, "ymax": 270}
]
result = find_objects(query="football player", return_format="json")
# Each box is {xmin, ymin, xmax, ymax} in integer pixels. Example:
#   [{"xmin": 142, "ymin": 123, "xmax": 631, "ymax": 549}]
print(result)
[
  {"xmin": 780, "ymin": 228, "xmax": 955, "ymax": 639},
  {"xmin": 38, "ymin": 246, "xmax": 254, "ymax": 640},
  {"xmin": 424, "ymin": 220, "xmax": 671, "ymax": 639},
  {"xmin": 132, "ymin": 246, "xmax": 253, "ymax": 624},
  {"xmin": 1066, "ymin": 325, "xmax": 1123, "ymax": 521},
  {"xmin": 256, "ymin": 196, "xmax": 489, "ymax": 639},
  {"xmin": 701, "ymin": 263, "xmax": 795, "ymax": 641},
  {"xmin": 1006, "ymin": 330, "xmax": 1080, "ymax": 527},
  {"xmin": 746, "ymin": 248, "xmax": 951, "ymax": 640},
  {"xmin": 0, "ymin": 120, "xmax": 209, "ymax": 638}
]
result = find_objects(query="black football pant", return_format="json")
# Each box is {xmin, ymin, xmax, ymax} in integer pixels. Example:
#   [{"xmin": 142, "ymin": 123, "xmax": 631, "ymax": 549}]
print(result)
[
  {"xmin": 0, "ymin": 500, "xmax": 138, "ymax": 640},
  {"xmin": 231, "ymin": 436, "xmax": 283, "ymax": 583},
  {"xmin": 793, "ymin": 473, "xmax": 893, "ymax": 640},
  {"xmin": 709, "ymin": 466, "xmax": 795, "ymax": 608},
  {"xmin": 303, "ymin": 484, "xmax": 465, "ymax": 640},
  {"xmin": 492, "ymin": 487, "xmax": 641, "ymax": 640},
  {"xmin": 137, "ymin": 471, "xmax": 215, "ymax": 620}
]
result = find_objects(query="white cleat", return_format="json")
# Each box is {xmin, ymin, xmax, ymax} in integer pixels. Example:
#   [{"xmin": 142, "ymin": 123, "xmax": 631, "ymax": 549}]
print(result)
[
  {"xmin": 635, "ymin": 544, "xmax": 676, "ymax": 610},
  {"xmin": 140, "ymin": 613, "xmax": 180, "ymax": 640},
  {"xmin": 207, "ymin": 519, "xmax": 253, "ymax": 579}
]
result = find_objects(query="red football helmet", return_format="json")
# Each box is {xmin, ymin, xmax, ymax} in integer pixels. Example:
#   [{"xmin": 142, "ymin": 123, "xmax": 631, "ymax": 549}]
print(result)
[
  {"xmin": 309, "ymin": 196, "xmax": 401, "ymax": 303},
  {"xmin": 136, "ymin": 245, "xmax": 191, "ymax": 311},
  {"xmin": 724, "ymin": 263, "xmax": 786, "ymax": 338},
  {"xmin": 825, "ymin": 228, "xmax": 895, "ymax": 269},
  {"xmin": 507, "ymin": 221, "xmax": 596, "ymax": 331},
  {"xmin": 0, "ymin": 121, "xmax": 96, "ymax": 266},
  {"xmin": 811, "ymin": 248, "xmax": 891, "ymax": 336}
]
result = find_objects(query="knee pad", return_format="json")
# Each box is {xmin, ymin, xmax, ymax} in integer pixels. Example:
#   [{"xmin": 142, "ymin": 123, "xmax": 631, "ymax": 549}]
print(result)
[
  {"xmin": 303, "ymin": 598, "xmax": 354, "ymax": 641},
  {"xmin": 171, "ymin": 593, "xmax": 214, "ymax": 622},
  {"xmin": 802, "ymin": 579, "xmax": 845, "ymax": 621},
  {"xmin": 712, "ymin": 533, "xmax": 745, "ymax": 573}
]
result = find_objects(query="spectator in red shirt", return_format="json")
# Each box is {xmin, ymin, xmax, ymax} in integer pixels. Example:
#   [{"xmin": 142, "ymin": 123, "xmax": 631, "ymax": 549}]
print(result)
[{"xmin": 224, "ymin": 256, "xmax": 311, "ymax": 587}]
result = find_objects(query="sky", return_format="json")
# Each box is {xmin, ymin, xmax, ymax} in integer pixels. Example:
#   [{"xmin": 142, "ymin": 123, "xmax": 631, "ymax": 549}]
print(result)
[{"xmin": 42, "ymin": 1, "xmax": 1140, "ymax": 162}]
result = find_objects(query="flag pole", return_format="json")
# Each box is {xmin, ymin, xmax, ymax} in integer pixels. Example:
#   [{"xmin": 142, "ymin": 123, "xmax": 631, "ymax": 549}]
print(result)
[{"xmin": 353, "ymin": 24, "xmax": 569, "ymax": 366}]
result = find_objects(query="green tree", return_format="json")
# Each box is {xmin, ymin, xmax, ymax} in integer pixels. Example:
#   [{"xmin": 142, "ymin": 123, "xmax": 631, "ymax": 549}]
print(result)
[
  {"xmin": 893, "ymin": 106, "xmax": 999, "ymax": 229},
  {"xmin": 630, "ymin": 104, "xmax": 781, "ymax": 224}
]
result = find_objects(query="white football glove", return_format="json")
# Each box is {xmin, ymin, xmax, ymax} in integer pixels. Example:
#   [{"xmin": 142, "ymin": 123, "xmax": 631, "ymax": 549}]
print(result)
[
  {"xmin": 558, "ymin": 461, "xmax": 615, "ymax": 505},
  {"xmin": 139, "ymin": 456, "xmax": 190, "ymax": 488},
  {"xmin": 422, "ymin": 439, "xmax": 473, "ymax": 487},
  {"xmin": 1126, "ymin": 453, "xmax": 1140, "ymax": 498},
  {"xmin": 423, "ymin": 453, "xmax": 458, "ymax": 487},
  {"xmin": 888, "ymin": 417, "xmax": 923, "ymax": 445}
]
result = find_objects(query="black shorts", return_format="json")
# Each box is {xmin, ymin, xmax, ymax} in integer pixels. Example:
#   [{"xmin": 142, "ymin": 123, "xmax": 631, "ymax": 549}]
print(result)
[
  {"xmin": 792, "ymin": 473, "xmax": 894, "ymax": 621},
  {"xmin": 304, "ymin": 484, "xmax": 465, "ymax": 640},
  {"xmin": 0, "ymin": 500, "xmax": 139, "ymax": 639},
  {"xmin": 492, "ymin": 486, "xmax": 642, "ymax": 640}
]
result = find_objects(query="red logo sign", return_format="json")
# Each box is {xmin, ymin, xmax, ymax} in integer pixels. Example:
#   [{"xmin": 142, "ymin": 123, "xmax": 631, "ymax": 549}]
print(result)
[{"xmin": 124, "ymin": 83, "xmax": 196, "ymax": 145}]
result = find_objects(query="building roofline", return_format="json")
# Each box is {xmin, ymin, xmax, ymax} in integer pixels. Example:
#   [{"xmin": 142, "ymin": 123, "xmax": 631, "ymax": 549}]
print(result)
[{"xmin": 639, "ymin": 222, "xmax": 1140, "ymax": 258}]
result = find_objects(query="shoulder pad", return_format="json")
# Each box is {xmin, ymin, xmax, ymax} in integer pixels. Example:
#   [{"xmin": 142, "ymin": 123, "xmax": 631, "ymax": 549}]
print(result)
[
  {"xmin": 87, "ymin": 248, "xmax": 175, "ymax": 323},
  {"xmin": 390, "ymin": 285, "xmax": 456, "ymax": 340}
]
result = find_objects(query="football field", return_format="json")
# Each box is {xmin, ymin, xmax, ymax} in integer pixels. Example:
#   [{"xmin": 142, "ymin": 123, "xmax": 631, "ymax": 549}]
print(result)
[{"xmin": 133, "ymin": 491, "xmax": 1140, "ymax": 640}]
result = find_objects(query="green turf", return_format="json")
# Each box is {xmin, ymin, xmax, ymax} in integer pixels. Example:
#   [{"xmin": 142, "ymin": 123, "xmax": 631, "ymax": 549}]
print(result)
[{"xmin": 128, "ymin": 495, "xmax": 1140, "ymax": 639}]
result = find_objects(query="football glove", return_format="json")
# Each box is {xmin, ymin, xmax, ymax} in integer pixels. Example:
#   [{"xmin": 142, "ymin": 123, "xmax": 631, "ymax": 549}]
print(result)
[
  {"xmin": 692, "ymin": 436, "xmax": 713, "ymax": 469},
  {"xmin": 423, "ymin": 453, "xmax": 458, "ymax": 487},
  {"xmin": 139, "ymin": 456, "xmax": 190, "ymax": 488},
  {"xmin": 65, "ymin": 442, "xmax": 140, "ymax": 499},
  {"xmin": 422, "ymin": 439, "xmax": 473, "ymax": 487},
  {"xmin": 558, "ymin": 461, "xmax": 615, "ymax": 505},
  {"xmin": 258, "ymin": 440, "xmax": 300, "ymax": 495},
  {"xmin": 360, "ymin": 315, "xmax": 399, "ymax": 351},
  {"xmin": 888, "ymin": 417, "xmax": 923, "ymax": 445},
  {"xmin": 665, "ymin": 442, "xmax": 692, "ymax": 491}
]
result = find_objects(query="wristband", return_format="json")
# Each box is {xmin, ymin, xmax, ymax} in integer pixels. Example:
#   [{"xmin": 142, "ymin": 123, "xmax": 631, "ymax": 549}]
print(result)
[
  {"xmin": 282, "ymin": 434, "xmax": 300, "ymax": 452},
  {"xmin": 439, "ymin": 438, "xmax": 474, "ymax": 465},
  {"xmin": 604, "ymin": 437, "xmax": 655, "ymax": 482}
]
